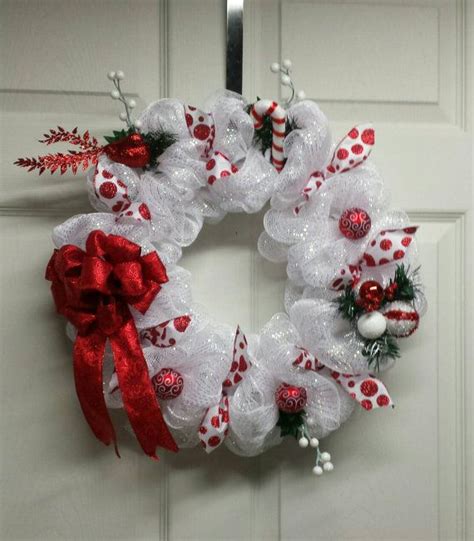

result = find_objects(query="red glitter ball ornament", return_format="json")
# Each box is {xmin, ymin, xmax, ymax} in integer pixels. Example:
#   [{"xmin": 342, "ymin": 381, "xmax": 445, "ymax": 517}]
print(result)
[
  {"xmin": 275, "ymin": 383, "xmax": 307, "ymax": 413},
  {"xmin": 338, "ymin": 207, "xmax": 371, "ymax": 240},
  {"xmin": 152, "ymin": 368, "xmax": 184, "ymax": 400},
  {"xmin": 103, "ymin": 132, "xmax": 150, "ymax": 168},
  {"xmin": 357, "ymin": 280, "xmax": 384, "ymax": 311}
]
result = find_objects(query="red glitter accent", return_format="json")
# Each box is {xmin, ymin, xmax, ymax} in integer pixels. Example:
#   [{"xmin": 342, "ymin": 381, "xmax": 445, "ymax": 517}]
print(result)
[
  {"xmin": 337, "ymin": 148, "xmax": 349, "ymax": 160},
  {"xmin": 380, "ymin": 239, "xmax": 392, "ymax": 251},
  {"xmin": 377, "ymin": 395, "xmax": 390, "ymax": 407},
  {"xmin": 193, "ymin": 124, "xmax": 211, "ymax": 140},
  {"xmin": 361, "ymin": 399, "xmax": 373, "ymax": 410},
  {"xmin": 208, "ymin": 436, "xmax": 221, "ymax": 447},
  {"xmin": 361, "ymin": 128, "xmax": 375, "ymax": 145},
  {"xmin": 99, "ymin": 181, "xmax": 117, "ymax": 199},
  {"xmin": 360, "ymin": 379, "xmax": 379, "ymax": 397},
  {"xmin": 138, "ymin": 203, "xmax": 151, "ymax": 220}
]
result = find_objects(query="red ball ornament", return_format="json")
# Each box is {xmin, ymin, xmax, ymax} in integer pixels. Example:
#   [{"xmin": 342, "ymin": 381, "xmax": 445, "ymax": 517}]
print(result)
[
  {"xmin": 339, "ymin": 208, "xmax": 371, "ymax": 240},
  {"xmin": 275, "ymin": 383, "xmax": 307, "ymax": 413},
  {"xmin": 357, "ymin": 280, "xmax": 384, "ymax": 311},
  {"xmin": 152, "ymin": 368, "xmax": 184, "ymax": 400},
  {"xmin": 103, "ymin": 132, "xmax": 151, "ymax": 168}
]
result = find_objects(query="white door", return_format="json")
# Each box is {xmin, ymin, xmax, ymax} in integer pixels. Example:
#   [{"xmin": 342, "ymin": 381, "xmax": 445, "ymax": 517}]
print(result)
[{"xmin": 1, "ymin": 1, "xmax": 472, "ymax": 540}]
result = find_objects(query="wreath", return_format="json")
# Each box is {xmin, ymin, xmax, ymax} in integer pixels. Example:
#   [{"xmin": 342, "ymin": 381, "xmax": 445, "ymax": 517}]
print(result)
[{"xmin": 16, "ymin": 62, "xmax": 426, "ymax": 476}]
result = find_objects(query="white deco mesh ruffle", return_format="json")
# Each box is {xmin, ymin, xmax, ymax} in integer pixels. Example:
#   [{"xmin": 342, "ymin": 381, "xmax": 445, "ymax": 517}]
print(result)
[{"xmin": 50, "ymin": 91, "xmax": 424, "ymax": 457}]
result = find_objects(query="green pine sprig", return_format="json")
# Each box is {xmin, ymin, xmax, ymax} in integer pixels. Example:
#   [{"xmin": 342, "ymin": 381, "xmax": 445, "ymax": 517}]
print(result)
[
  {"xmin": 141, "ymin": 130, "xmax": 177, "ymax": 168},
  {"xmin": 276, "ymin": 410, "xmax": 306, "ymax": 439},
  {"xmin": 389, "ymin": 264, "xmax": 420, "ymax": 302},
  {"xmin": 362, "ymin": 334, "xmax": 400, "ymax": 372},
  {"xmin": 335, "ymin": 285, "xmax": 363, "ymax": 322}
]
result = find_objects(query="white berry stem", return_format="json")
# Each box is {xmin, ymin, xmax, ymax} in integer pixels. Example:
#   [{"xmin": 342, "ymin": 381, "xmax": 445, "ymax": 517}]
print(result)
[
  {"xmin": 269, "ymin": 60, "xmax": 296, "ymax": 107},
  {"xmin": 108, "ymin": 71, "xmax": 135, "ymax": 130}
]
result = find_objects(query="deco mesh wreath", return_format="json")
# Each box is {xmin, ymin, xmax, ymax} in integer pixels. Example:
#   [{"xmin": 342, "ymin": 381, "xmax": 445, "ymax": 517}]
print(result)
[{"xmin": 16, "ymin": 62, "xmax": 426, "ymax": 475}]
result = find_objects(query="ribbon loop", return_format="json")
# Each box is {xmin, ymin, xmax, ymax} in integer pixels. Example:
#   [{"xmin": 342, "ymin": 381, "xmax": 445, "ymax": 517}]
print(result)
[{"xmin": 46, "ymin": 230, "xmax": 176, "ymax": 459}]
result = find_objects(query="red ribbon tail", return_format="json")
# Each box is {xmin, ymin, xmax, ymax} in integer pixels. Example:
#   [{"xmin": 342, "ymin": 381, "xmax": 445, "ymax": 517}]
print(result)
[
  {"xmin": 110, "ymin": 317, "xmax": 178, "ymax": 459},
  {"xmin": 73, "ymin": 330, "xmax": 117, "ymax": 450}
]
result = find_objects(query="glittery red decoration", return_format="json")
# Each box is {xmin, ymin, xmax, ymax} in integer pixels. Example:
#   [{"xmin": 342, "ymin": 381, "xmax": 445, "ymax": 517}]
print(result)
[
  {"xmin": 275, "ymin": 383, "xmax": 307, "ymax": 413},
  {"xmin": 357, "ymin": 280, "xmax": 384, "ymax": 311},
  {"xmin": 152, "ymin": 368, "xmax": 184, "ymax": 400},
  {"xmin": 14, "ymin": 126, "xmax": 102, "ymax": 175},
  {"xmin": 339, "ymin": 207, "xmax": 371, "ymax": 240},
  {"xmin": 104, "ymin": 133, "xmax": 150, "ymax": 168}
]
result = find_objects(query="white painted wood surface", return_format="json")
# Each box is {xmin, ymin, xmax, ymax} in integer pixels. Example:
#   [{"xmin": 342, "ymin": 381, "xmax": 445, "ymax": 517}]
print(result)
[{"xmin": 1, "ymin": 0, "xmax": 472, "ymax": 539}]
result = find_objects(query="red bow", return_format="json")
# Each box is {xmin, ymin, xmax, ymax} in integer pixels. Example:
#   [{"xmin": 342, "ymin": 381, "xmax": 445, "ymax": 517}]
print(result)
[{"xmin": 45, "ymin": 230, "xmax": 178, "ymax": 459}]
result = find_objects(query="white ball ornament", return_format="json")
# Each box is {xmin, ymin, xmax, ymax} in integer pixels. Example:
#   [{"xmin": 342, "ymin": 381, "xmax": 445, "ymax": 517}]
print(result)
[
  {"xmin": 381, "ymin": 301, "xmax": 420, "ymax": 338},
  {"xmin": 282, "ymin": 58, "xmax": 292, "ymax": 69},
  {"xmin": 323, "ymin": 462, "xmax": 334, "ymax": 472},
  {"xmin": 357, "ymin": 311, "xmax": 387, "ymax": 339},
  {"xmin": 107, "ymin": 71, "xmax": 116, "ymax": 80},
  {"xmin": 312, "ymin": 465, "xmax": 324, "ymax": 476},
  {"xmin": 281, "ymin": 74, "xmax": 291, "ymax": 86},
  {"xmin": 310, "ymin": 438, "xmax": 319, "ymax": 448},
  {"xmin": 133, "ymin": 119, "xmax": 143, "ymax": 129},
  {"xmin": 116, "ymin": 70, "xmax": 125, "ymax": 80},
  {"xmin": 128, "ymin": 99, "xmax": 136, "ymax": 109},
  {"xmin": 320, "ymin": 451, "xmax": 331, "ymax": 463},
  {"xmin": 298, "ymin": 437, "xmax": 309, "ymax": 448},
  {"xmin": 110, "ymin": 89, "xmax": 120, "ymax": 99},
  {"xmin": 270, "ymin": 62, "xmax": 280, "ymax": 73},
  {"xmin": 119, "ymin": 112, "xmax": 127, "ymax": 121},
  {"xmin": 296, "ymin": 90, "xmax": 306, "ymax": 100}
]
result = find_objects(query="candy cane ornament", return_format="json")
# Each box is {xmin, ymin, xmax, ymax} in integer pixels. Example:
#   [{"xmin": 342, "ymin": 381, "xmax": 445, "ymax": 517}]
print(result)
[{"xmin": 251, "ymin": 100, "xmax": 286, "ymax": 172}]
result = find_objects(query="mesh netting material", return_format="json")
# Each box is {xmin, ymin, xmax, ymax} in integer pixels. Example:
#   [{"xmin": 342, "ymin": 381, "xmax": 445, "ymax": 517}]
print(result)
[{"xmin": 50, "ymin": 92, "xmax": 423, "ymax": 456}]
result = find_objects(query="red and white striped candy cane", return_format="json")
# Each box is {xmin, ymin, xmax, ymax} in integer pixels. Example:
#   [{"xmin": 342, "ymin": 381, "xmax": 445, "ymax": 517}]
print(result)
[{"xmin": 251, "ymin": 100, "xmax": 286, "ymax": 172}]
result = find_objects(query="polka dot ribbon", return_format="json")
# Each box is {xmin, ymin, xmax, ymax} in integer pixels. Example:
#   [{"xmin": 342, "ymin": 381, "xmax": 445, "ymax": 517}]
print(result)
[
  {"xmin": 140, "ymin": 315, "xmax": 192, "ymax": 347},
  {"xmin": 293, "ymin": 350, "xmax": 393, "ymax": 410},
  {"xmin": 330, "ymin": 226, "xmax": 418, "ymax": 291},
  {"xmin": 93, "ymin": 163, "xmax": 152, "ymax": 225},
  {"xmin": 184, "ymin": 104, "xmax": 215, "ymax": 158},
  {"xmin": 251, "ymin": 100, "xmax": 286, "ymax": 171},
  {"xmin": 205, "ymin": 150, "xmax": 239, "ymax": 185},
  {"xmin": 294, "ymin": 124, "xmax": 375, "ymax": 215},
  {"xmin": 108, "ymin": 315, "xmax": 192, "ymax": 395},
  {"xmin": 198, "ymin": 326, "xmax": 251, "ymax": 452}
]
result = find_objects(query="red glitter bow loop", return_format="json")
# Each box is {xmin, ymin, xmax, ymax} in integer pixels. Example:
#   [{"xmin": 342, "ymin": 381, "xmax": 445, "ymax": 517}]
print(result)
[{"xmin": 46, "ymin": 230, "xmax": 177, "ymax": 459}]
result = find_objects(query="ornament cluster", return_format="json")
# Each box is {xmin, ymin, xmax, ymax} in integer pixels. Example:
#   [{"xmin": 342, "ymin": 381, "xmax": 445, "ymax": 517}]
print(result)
[{"xmin": 16, "ymin": 62, "xmax": 425, "ymax": 476}]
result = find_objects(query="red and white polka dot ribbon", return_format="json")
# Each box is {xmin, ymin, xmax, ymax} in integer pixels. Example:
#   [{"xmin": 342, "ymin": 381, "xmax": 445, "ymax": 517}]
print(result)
[
  {"xmin": 293, "ymin": 352, "xmax": 393, "ymax": 410},
  {"xmin": 330, "ymin": 226, "xmax": 418, "ymax": 291},
  {"xmin": 116, "ymin": 201, "xmax": 152, "ymax": 224},
  {"xmin": 93, "ymin": 162, "xmax": 153, "ymax": 225},
  {"xmin": 321, "ymin": 368, "xmax": 393, "ymax": 411},
  {"xmin": 205, "ymin": 151, "xmax": 239, "ymax": 185},
  {"xmin": 93, "ymin": 162, "xmax": 132, "ymax": 213},
  {"xmin": 184, "ymin": 104, "xmax": 215, "ymax": 158},
  {"xmin": 251, "ymin": 99, "xmax": 286, "ymax": 172},
  {"xmin": 141, "ymin": 315, "xmax": 192, "ymax": 347},
  {"xmin": 362, "ymin": 226, "xmax": 418, "ymax": 268},
  {"xmin": 294, "ymin": 124, "xmax": 375, "ymax": 214},
  {"xmin": 293, "ymin": 346, "xmax": 323, "ymax": 371},
  {"xmin": 198, "ymin": 326, "xmax": 251, "ymax": 452}
]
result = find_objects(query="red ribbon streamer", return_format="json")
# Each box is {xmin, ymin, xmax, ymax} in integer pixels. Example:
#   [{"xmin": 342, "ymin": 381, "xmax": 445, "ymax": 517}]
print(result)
[{"xmin": 45, "ymin": 230, "xmax": 178, "ymax": 459}]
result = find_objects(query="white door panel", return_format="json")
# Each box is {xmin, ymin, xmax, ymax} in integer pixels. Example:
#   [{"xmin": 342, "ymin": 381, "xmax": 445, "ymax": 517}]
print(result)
[{"xmin": 1, "ymin": 0, "xmax": 472, "ymax": 540}]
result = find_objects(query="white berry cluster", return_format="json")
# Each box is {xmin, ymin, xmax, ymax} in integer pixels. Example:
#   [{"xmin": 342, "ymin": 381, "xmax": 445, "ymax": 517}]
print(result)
[
  {"xmin": 107, "ymin": 70, "xmax": 142, "ymax": 130},
  {"xmin": 297, "ymin": 416, "xmax": 334, "ymax": 476},
  {"xmin": 270, "ymin": 58, "xmax": 306, "ymax": 104}
]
